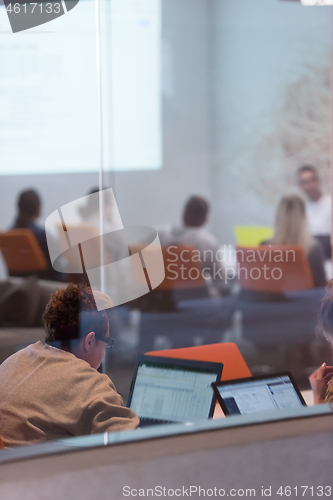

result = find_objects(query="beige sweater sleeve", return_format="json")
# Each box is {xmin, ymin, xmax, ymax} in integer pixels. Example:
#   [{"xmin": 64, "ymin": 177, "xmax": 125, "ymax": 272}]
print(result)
[
  {"xmin": 81, "ymin": 393, "xmax": 139, "ymax": 434},
  {"xmin": 62, "ymin": 361, "xmax": 140, "ymax": 436}
]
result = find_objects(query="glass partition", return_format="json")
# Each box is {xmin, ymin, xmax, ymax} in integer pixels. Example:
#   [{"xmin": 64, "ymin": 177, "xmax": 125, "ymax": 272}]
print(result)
[
  {"xmin": 0, "ymin": 0, "xmax": 105, "ymax": 440},
  {"xmin": 98, "ymin": 0, "xmax": 333, "ymax": 409},
  {"xmin": 0, "ymin": 0, "xmax": 332, "ymax": 453}
]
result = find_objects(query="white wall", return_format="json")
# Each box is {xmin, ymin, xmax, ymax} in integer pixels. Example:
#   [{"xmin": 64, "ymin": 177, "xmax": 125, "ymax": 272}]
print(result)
[{"xmin": 211, "ymin": 0, "xmax": 332, "ymax": 243}]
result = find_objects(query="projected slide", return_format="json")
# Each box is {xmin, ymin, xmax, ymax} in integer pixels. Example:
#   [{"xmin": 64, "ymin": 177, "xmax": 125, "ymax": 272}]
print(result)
[{"xmin": 0, "ymin": 0, "xmax": 161, "ymax": 175}]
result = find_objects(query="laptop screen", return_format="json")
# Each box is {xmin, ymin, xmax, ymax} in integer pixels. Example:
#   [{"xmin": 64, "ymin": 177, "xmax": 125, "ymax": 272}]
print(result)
[
  {"xmin": 212, "ymin": 373, "xmax": 306, "ymax": 416},
  {"xmin": 127, "ymin": 356, "xmax": 223, "ymax": 423}
]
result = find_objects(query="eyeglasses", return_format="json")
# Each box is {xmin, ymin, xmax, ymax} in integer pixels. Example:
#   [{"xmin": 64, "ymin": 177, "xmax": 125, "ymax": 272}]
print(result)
[{"xmin": 96, "ymin": 336, "xmax": 115, "ymax": 349}]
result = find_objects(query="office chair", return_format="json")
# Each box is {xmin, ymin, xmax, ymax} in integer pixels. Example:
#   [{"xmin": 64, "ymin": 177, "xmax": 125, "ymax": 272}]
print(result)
[
  {"xmin": 129, "ymin": 244, "xmax": 210, "ymax": 311},
  {"xmin": 236, "ymin": 245, "xmax": 314, "ymax": 294},
  {"xmin": 0, "ymin": 229, "xmax": 47, "ymax": 276}
]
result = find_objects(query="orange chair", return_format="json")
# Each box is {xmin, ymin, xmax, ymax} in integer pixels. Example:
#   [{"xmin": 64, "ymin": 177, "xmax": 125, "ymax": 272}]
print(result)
[
  {"xmin": 146, "ymin": 342, "xmax": 251, "ymax": 381},
  {"xmin": 236, "ymin": 245, "xmax": 314, "ymax": 293},
  {"xmin": 0, "ymin": 436, "xmax": 5, "ymax": 449},
  {"xmin": 131, "ymin": 243, "xmax": 207, "ymax": 292},
  {"xmin": 0, "ymin": 229, "xmax": 47, "ymax": 275},
  {"xmin": 158, "ymin": 244, "xmax": 207, "ymax": 291},
  {"xmin": 129, "ymin": 244, "xmax": 209, "ymax": 311}
]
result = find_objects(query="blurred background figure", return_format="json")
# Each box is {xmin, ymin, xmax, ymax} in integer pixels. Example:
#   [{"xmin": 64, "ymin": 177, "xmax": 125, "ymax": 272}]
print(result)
[
  {"xmin": 77, "ymin": 187, "xmax": 128, "ymax": 264},
  {"xmin": 12, "ymin": 189, "xmax": 63, "ymax": 281},
  {"xmin": 264, "ymin": 194, "xmax": 326, "ymax": 288},
  {"xmin": 297, "ymin": 165, "xmax": 332, "ymax": 260},
  {"xmin": 158, "ymin": 195, "xmax": 228, "ymax": 295},
  {"xmin": 78, "ymin": 187, "xmax": 123, "ymax": 234}
]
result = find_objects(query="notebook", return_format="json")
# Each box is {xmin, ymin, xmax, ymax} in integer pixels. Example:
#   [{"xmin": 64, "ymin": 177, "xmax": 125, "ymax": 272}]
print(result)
[
  {"xmin": 211, "ymin": 372, "xmax": 306, "ymax": 416},
  {"xmin": 127, "ymin": 355, "xmax": 224, "ymax": 427}
]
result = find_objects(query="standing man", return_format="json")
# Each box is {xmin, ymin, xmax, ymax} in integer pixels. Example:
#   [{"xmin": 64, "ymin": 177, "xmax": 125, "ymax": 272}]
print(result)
[{"xmin": 297, "ymin": 165, "xmax": 332, "ymax": 259}]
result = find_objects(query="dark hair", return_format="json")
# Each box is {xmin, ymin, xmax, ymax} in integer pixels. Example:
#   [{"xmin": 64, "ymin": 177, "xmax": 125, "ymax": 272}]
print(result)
[
  {"xmin": 316, "ymin": 280, "xmax": 333, "ymax": 341},
  {"xmin": 44, "ymin": 283, "xmax": 108, "ymax": 349},
  {"xmin": 297, "ymin": 165, "xmax": 319, "ymax": 178},
  {"xmin": 183, "ymin": 196, "xmax": 209, "ymax": 227},
  {"xmin": 15, "ymin": 189, "xmax": 41, "ymax": 227}
]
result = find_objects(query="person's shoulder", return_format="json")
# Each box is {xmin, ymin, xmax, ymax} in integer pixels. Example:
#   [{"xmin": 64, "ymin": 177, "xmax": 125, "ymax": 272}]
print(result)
[
  {"xmin": 59, "ymin": 354, "xmax": 117, "ymax": 390},
  {"xmin": 193, "ymin": 227, "xmax": 218, "ymax": 246},
  {"xmin": 28, "ymin": 223, "xmax": 45, "ymax": 236},
  {"xmin": 27, "ymin": 342, "xmax": 77, "ymax": 365},
  {"xmin": 0, "ymin": 342, "xmax": 42, "ymax": 371},
  {"xmin": 21, "ymin": 223, "xmax": 47, "ymax": 246},
  {"xmin": 13, "ymin": 341, "xmax": 41, "ymax": 357},
  {"xmin": 156, "ymin": 223, "xmax": 171, "ymax": 236},
  {"xmin": 0, "ymin": 343, "xmax": 29, "ymax": 363},
  {"xmin": 158, "ymin": 224, "xmax": 183, "ymax": 244},
  {"xmin": 38, "ymin": 346, "xmax": 116, "ymax": 391}
]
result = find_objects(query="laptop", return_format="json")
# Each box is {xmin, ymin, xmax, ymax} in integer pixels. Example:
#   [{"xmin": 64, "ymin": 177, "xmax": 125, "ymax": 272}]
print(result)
[
  {"xmin": 127, "ymin": 355, "xmax": 224, "ymax": 427},
  {"xmin": 211, "ymin": 372, "xmax": 306, "ymax": 416}
]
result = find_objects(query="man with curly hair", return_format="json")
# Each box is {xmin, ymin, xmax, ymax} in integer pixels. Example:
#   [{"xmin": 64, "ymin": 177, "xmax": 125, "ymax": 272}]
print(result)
[{"xmin": 0, "ymin": 284, "xmax": 139, "ymax": 447}]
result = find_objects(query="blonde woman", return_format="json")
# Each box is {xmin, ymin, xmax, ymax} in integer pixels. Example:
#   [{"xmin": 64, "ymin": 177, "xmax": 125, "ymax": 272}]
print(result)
[{"xmin": 265, "ymin": 195, "xmax": 326, "ymax": 287}]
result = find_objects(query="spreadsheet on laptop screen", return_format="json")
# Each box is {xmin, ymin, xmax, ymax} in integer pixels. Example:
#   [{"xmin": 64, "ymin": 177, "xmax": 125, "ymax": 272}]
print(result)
[
  {"xmin": 216, "ymin": 375, "xmax": 304, "ymax": 415},
  {"xmin": 129, "ymin": 361, "xmax": 218, "ymax": 422}
]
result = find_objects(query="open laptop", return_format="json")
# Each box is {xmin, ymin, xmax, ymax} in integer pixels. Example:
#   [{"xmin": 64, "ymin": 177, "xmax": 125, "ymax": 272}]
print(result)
[
  {"xmin": 127, "ymin": 355, "xmax": 224, "ymax": 427},
  {"xmin": 211, "ymin": 372, "xmax": 306, "ymax": 416}
]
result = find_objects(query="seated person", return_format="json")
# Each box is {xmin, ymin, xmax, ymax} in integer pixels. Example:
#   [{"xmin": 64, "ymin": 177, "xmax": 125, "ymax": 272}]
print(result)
[
  {"xmin": 0, "ymin": 283, "xmax": 139, "ymax": 446},
  {"xmin": 78, "ymin": 187, "xmax": 129, "ymax": 263},
  {"xmin": 309, "ymin": 280, "xmax": 333, "ymax": 404},
  {"xmin": 78, "ymin": 187, "xmax": 123, "ymax": 233},
  {"xmin": 11, "ymin": 189, "xmax": 63, "ymax": 281},
  {"xmin": 262, "ymin": 195, "xmax": 326, "ymax": 288},
  {"xmin": 158, "ymin": 196, "xmax": 227, "ymax": 294},
  {"xmin": 297, "ymin": 165, "xmax": 332, "ymax": 259}
]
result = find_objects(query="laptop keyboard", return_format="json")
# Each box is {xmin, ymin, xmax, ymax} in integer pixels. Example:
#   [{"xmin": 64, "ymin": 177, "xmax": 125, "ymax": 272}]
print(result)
[{"xmin": 139, "ymin": 417, "xmax": 177, "ymax": 427}]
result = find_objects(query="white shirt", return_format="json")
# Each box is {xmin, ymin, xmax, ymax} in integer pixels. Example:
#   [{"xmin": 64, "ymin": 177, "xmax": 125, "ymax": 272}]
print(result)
[{"xmin": 305, "ymin": 194, "xmax": 332, "ymax": 236}]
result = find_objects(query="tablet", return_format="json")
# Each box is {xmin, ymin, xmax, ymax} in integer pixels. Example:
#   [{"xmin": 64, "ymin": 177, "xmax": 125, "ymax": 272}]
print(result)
[{"xmin": 211, "ymin": 372, "xmax": 306, "ymax": 416}]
